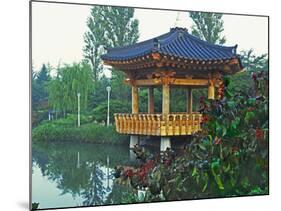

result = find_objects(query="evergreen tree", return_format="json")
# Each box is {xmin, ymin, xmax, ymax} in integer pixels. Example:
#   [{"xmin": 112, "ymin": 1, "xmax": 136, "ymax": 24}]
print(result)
[
  {"xmin": 32, "ymin": 64, "xmax": 51, "ymax": 109},
  {"xmin": 189, "ymin": 12, "xmax": 226, "ymax": 44},
  {"xmin": 37, "ymin": 64, "xmax": 51, "ymax": 84}
]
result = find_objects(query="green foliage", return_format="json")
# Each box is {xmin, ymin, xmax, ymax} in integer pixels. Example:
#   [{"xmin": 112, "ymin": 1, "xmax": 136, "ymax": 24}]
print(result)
[
  {"xmin": 32, "ymin": 202, "xmax": 39, "ymax": 210},
  {"xmin": 37, "ymin": 64, "xmax": 51, "ymax": 84},
  {"xmin": 83, "ymin": 6, "xmax": 139, "ymax": 81},
  {"xmin": 83, "ymin": 7, "xmax": 106, "ymax": 81},
  {"xmin": 32, "ymin": 118, "xmax": 128, "ymax": 144},
  {"xmin": 89, "ymin": 75, "xmax": 110, "ymax": 108},
  {"xmin": 32, "ymin": 64, "xmax": 51, "ymax": 109},
  {"xmin": 110, "ymin": 69, "xmax": 131, "ymax": 106},
  {"xmin": 189, "ymin": 12, "xmax": 226, "ymax": 44},
  {"xmin": 83, "ymin": 5, "xmax": 139, "ymax": 114},
  {"xmin": 118, "ymin": 72, "xmax": 268, "ymax": 200},
  {"xmin": 92, "ymin": 99, "xmax": 130, "ymax": 123},
  {"xmin": 48, "ymin": 62, "xmax": 93, "ymax": 113},
  {"xmin": 170, "ymin": 88, "xmax": 187, "ymax": 112},
  {"xmin": 240, "ymin": 49, "xmax": 268, "ymax": 72}
]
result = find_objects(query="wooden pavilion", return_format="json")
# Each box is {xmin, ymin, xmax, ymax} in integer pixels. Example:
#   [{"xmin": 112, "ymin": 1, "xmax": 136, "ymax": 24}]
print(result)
[{"xmin": 101, "ymin": 27, "xmax": 243, "ymax": 151}]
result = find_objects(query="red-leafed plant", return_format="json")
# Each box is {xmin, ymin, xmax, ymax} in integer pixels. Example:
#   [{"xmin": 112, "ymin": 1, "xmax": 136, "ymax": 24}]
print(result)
[{"xmin": 116, "ymin": 71, "xmax": 268, "ymax": 201}]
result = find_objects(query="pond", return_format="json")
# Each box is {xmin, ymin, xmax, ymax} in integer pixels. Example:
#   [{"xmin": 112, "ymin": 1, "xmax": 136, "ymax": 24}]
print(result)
[{"xmin": 32, "ymin": 141, "xmax": 155, "ymax": 209}]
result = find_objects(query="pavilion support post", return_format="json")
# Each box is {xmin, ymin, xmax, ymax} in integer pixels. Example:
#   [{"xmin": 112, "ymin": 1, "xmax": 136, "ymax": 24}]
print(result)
[
  {"xmin": 148, "ymin": 87, "xmax": 154, "ymax": 113},
  {"xmin": 187, "ymin": 88, "xmax": 193, "ymax": 114},
  {"xmin": 132, "ymin": 85, "xmax": 139, "ymax": 114},
  {"xmin": 130, "ymin": 135, "xmax": 139, "ymax": 149},
  {"xmin": 160, "ymin": 137, "xmax": 171, "ymax": 151},
  {"xmin": 130, "ymin": 85, "xmax": 139, "ymax": 149},
  {"xmin": 162, "ymin": 84, "xmax": 170, "ymax": 115},
  {"xmin": 208, "ymin": 81, "xmax": 215, "ymax": 100},
  {"xmin": 161, "ymin": 84, "xmax": 171, "ymax": 151}
]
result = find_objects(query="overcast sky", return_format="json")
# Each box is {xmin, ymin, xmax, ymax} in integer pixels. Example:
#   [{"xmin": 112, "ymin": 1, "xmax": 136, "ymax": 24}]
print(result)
[{"xmin": 32, "ymin": 2, "xmax": 268, "ymax": 72}]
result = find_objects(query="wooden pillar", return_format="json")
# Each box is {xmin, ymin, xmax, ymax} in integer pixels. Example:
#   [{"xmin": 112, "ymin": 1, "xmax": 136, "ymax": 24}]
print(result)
[
  {"xmin": 148, "ymin": 87, "xmax": 154, "ymax": 113},
  {"xmin": 160, "ymin": 137, "xmax": 171, "ymax": 151},
  {"xmin": 187, "ymin": 88, "xmax": 193, "ymax": 114},
  {"xmin": 208, "ymin": 80, "xmax": 215, "ymax": 100},
  {"xmin": 132, "ymin": 85, "xmax": 139, "ymax": 114},
  {"xmin": 130, "ymin": 85, "xmax": 139, "ymax": 148},
  {"xmin": 130, "ymin": 135, "xmax": 139, "ymax": 149},
  {"xmin": 162, "ymin": 84, "xmax": 170, "ymax": 115},
  {"xmin": 161, "ymin": 83, "xmax": 171, "ymax": 151}
]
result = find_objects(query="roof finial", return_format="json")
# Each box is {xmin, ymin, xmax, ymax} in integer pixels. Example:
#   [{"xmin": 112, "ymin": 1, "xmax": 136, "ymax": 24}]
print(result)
[{"xmin": 174, "ymin": 12, "xmax": 180, "ymax": 27}]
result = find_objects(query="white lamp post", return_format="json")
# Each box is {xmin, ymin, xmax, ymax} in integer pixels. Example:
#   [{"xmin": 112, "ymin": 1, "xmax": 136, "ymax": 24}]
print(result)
[
  {"xmin": 106, "ymin": 86, "xmax": 111, "ymax": 126},
  {"xmin": 77, "ymin": 92, "xmax": 81, "ymax": 127}
]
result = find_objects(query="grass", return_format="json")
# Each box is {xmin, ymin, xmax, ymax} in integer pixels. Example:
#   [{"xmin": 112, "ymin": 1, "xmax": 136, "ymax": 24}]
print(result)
[{"xmin": 32, "ymin": 116, "xmax": 129, "ymax": 145}]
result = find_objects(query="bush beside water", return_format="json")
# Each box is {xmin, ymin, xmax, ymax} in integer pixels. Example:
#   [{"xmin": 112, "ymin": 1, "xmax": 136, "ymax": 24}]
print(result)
[{"xmin": 32, "ymin": 116, "xmax": 128, "ymax": 145}]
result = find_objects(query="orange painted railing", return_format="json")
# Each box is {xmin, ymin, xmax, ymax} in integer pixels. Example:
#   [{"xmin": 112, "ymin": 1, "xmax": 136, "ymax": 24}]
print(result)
[{"xmin": 114, "ymin": 113, "xmax": 202, "ymax": 136}]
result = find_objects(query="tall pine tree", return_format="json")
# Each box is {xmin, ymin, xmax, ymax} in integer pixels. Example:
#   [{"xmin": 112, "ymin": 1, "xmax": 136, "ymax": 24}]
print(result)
[
  {"xmin": 83, "ymin": 6, "xmax": 139, "ymax": 81},
  {"xmin": 83, "ymin": 6, "xmax": 139, "ymax": 109},
  {"xmin": 189, "ymin": 12, "xmax": 226, "ymax": 44}
]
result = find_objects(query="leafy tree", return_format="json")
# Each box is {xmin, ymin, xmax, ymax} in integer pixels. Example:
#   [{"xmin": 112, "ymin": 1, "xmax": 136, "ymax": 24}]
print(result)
[
  {"xmin": 92, "ymin": 99, "xmax": 130, "ymax": 123},
  {"xmin": 98, "ymin": 6, "xmax": 139, "ymax": 105},
  {"xmin": 240, "ymin": 49, "xmax": 268, "ymax": 72},
  {"xmin": 98, "ymin": 6, "xmax": 139, "ymax": 48},
  {"xmin": 83, "ymin": 7, "xmax": 106, "ymax": 81},
  {"xmin": 89, "ymin": 75, "xmax": 110, "ymax": 109},
  {"xmin": 83, "ymin": 6, "xmax": 139, "ymax": 81},
  {"xmin": 83, "ymin": 6, "xmax": 139, "ymax": 116},
  {"xmin": 189, "ymin": 12, "xmax": 226, "ymax": 44},
  {"xmin": 228, "ymin": 49, "xmax": 268, "ymax": 95},
  {"xmin": 48, "ymin": 62, "xmax": 93, "ymax": 115}
]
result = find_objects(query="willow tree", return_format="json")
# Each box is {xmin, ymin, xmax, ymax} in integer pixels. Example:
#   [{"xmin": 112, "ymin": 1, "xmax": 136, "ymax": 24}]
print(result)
[
  {"xmin": 48, "ymin": 62, "xmax": 93, "ymax": 116},
  {"xmin": 189, "ymin": 11, "xmax": 226, "ymax": 44}
]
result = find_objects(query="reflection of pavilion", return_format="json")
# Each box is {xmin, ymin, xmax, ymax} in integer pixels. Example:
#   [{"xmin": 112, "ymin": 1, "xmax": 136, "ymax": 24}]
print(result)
[{"xmin": 101, "ymin": 27, "xmax": 242, "ymax": 151}]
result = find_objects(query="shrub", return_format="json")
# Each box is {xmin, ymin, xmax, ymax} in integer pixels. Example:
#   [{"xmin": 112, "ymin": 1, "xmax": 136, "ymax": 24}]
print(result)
[
  {"xmin": 117, "ymin": 71, "xmax": 269, "ymax": 201},
  {"xmin": 32, "ymin": 119, "xmax": 128, "ymax": 145}
]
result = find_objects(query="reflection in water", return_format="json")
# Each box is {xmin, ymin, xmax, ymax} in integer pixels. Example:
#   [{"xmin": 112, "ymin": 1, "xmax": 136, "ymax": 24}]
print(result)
[{"xmin": 32, "ymin": 142, "xmax": 135, "ymax": 209}]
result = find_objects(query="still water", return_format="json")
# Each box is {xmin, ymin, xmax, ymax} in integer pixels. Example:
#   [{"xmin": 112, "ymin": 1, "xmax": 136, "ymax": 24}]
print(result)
[{"xmin": 32, "ymin": 141, "xmax": 143, "ymax": 209}]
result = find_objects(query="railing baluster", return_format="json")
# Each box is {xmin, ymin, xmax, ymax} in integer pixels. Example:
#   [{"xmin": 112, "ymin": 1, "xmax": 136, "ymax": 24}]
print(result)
[{"xmin": 113, "ymin": 112, "xmax": 202, "ymax": 136}]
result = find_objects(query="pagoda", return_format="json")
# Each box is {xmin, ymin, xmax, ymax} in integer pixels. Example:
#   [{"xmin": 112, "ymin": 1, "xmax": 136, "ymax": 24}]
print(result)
[{"xmin": 101, "ymin": 27, "xmax": 243, "ymax": 151}]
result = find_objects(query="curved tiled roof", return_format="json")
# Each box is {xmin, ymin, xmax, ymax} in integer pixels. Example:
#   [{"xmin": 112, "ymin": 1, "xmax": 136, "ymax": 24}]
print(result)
[{"xmin": 101, "ymin": 27, "xmax": 239, "ymax": 62}]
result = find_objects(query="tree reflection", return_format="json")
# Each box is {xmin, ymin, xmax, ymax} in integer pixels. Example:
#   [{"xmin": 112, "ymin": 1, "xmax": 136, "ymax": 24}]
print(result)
[{"xmin": 32, "ymin": 142, "xmax": 132, "ymax": 206}]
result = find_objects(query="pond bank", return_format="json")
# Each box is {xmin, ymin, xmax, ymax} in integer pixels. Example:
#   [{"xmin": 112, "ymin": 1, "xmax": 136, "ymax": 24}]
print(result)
[{"xmin": 32, "ymin": 120, "xmax": 129, "ymax": 145}]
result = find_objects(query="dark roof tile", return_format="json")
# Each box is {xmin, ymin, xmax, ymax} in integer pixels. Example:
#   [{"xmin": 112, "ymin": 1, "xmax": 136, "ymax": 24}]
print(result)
[{"xmin": 101, "ymin": 27, "xmax": 239, "ymax": 61}]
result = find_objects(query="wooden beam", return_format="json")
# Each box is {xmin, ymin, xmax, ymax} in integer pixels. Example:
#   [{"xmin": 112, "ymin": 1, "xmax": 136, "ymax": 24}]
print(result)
[
  {"xmin": 133, "ymin": 78, "xmax": 209, "ymax": 86},
  {"xmin": 148, "ymin": 87, "xmax": 154, "ymax": 114},
  {"xmin": 173, "ymin": 78, "xmax": 209, "ymax": 86},
  {"xmin": 134, "ymin": 79, "xmax": 160, "ymax": 86}
]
